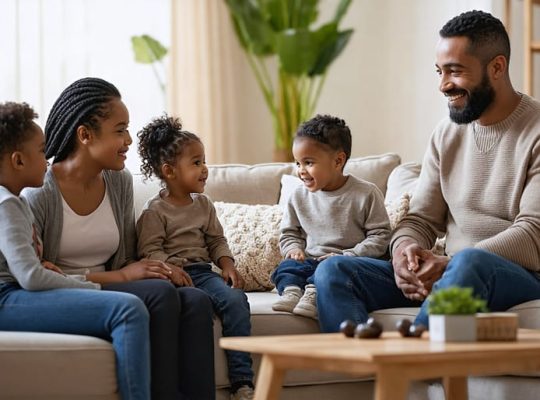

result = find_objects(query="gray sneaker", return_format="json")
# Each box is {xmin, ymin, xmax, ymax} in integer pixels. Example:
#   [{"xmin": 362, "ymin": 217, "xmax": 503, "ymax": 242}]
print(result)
[
  {"xmin": 230, "ymin": 385, "xmax": 255, "ymax": 400},
  {"xmin": 293, "ymin": 284, "xmax": 317, "ymax": 319},
  {"xmin": 272, "ymin": 286, "xmax": 302, "ymax": 312}
]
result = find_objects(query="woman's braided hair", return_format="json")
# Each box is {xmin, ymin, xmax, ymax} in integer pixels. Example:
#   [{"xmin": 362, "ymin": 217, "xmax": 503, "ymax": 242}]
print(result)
[
  {"xmin": 137, "ymin": 114, "xmax": 201, "ymax": 181},
  {"xmin": 45, "ymin": 77, "xmax": 121, "ymax": 162}
]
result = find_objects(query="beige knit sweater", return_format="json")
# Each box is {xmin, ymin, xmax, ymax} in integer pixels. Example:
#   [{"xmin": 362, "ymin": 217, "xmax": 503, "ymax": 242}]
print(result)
[{"xmin": 391, "ymin": 94, "xmax": 540, "ymax": 271}]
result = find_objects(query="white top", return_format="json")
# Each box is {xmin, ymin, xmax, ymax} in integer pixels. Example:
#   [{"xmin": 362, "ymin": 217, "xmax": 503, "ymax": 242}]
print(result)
[{"xmin": 57, "ymin": 190, "xmax": 120, "ymax": 274}]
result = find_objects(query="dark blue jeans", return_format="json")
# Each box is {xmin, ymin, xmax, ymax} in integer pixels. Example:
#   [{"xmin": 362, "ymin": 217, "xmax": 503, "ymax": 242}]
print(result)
[
  {"xmin": 185, "ymin": 263, "xmax": 253, "ymax": 386},
  {"xmin": 104, "ymin": 279, "xmax": 215, "ymax": 400},
  {"xmin": 0, "ymin": 283, "xmax": 150, "ymax": 400},
  {"xmin": 314, "ymin": 249, "xmax": 540, "ymax": 333},
  {"xmin": 271, "ymin": 258, "xmax": 320, "ymax": 294}
]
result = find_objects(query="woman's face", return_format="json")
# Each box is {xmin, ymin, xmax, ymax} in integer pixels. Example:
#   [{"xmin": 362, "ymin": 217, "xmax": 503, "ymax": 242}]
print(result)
[{"xmin": 87, "ymin": 98, "xmax": 132, "ymax": 170}]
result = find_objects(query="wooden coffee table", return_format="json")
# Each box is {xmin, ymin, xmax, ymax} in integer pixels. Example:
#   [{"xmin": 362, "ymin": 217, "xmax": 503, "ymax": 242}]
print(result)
[{"xmin": 221, "ymin": 329, "xmax": 540, "ymax": 400}]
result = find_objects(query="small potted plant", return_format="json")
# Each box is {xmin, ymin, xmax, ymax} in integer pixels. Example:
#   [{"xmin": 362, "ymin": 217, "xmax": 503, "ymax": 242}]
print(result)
[{"xmin": 428, "ymin": 286, "xmax": 488, "ymax": 342}]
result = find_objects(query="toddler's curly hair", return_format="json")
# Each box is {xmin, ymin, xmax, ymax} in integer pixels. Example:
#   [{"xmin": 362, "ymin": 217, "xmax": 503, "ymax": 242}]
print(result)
[
  {"xmin": 0, "ymin": 102, "xmax": 38, "ymax": 157},
  {"xmin": 295, "ymin": 114, "xmax": 351, "ymax": 161},
  {"xmin": 137, "ymin": 114, "xmax": 201, "ymax": 181}
]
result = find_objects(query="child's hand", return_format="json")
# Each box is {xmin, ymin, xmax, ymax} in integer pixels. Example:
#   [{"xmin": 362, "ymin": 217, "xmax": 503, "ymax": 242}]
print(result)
[
  {"xmin": 286, "ymin": 249, "xmax": 305, "ymax": 261},
  {"xmin": 42, "ymin": 260, "xmax": 65, "ymax": 275},
  {"xmin": 167, "ymin": 263, "xmax": 194, "ymax": 287},
  {"xmin": 219, "ymin": 257, "xmax": 244, "ymax": 289}
]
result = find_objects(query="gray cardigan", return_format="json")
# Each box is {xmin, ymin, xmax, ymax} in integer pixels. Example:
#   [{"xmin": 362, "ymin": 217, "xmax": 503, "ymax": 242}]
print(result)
[
  {"xmin": 23, "ymin": 168, "xmax": 137, "ymax": 271},
  {"xmin": 0, "ymin": 186, "xmax": 99, "ymax": 290}
]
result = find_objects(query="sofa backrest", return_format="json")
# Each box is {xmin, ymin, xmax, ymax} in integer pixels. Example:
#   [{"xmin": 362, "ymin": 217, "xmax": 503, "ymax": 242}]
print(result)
[{"xmin": 132, "ymin": 153, "xmax": 401, "ymax": 217}]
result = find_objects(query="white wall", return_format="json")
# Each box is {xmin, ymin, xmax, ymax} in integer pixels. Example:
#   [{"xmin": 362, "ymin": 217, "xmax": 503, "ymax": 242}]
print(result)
[
  {"xmin": 229, "ymin": 0, "xmax": 524, "ymax": 164},
  {"xmin": 0, "ymin": 0, "xmax": 170, "ymax": 172},
  {"xmin": 1, "ymin": 0, "xmax": 536, "ymax": 168}
]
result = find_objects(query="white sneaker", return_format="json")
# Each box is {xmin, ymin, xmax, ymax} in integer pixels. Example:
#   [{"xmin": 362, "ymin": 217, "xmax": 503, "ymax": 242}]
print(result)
[
  {"xmin": 230, "ymin": 385, "xmax": 255, "ymax": 400},
  {"xmin": 293, "ymin": 284, "xmax": 318, "ymax": 319},
  {"xmin": 272, "ymin": 286, "xmax": 302, "ymax": 312}
]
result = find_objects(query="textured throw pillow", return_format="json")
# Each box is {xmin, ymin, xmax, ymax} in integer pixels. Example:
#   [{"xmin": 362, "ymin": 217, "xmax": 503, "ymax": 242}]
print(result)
[
  {"xmin": 385, "ymin": 192, "xmax": 412, "ymax": 229},
  {"xmin": 214, "ymin": 202, "xmax": 283, "ymax": 291}
]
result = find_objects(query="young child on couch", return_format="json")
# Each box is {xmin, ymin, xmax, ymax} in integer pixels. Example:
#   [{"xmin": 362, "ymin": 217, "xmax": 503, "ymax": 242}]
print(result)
[
  {"xmin": 271, "ymin": 114, "xmax": 391, "ymax": 319},
  {"xmin": 0, "ymin": 102, "xmax": 151, "ymax": 400},
  {"xmin": 136, "ymin": 115, "xmax": 255, "ymax": 400}
]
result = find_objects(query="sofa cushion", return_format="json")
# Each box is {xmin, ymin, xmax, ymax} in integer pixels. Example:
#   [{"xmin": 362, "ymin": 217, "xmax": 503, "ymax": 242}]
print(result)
[
  {"xmin": 0, "ymin": 331, "xmax": 117, "ymax": 399},
  {"xmin": 343, "ymin": 153, "xmax": 401, "ymax": 196},
  {"xmin": 206, "ymin": 163, "xmax": 296, "ymax": 205},
  {"xmin": 132, "ymin": 153, "xmax": 401, "ymax": 216},
  {"xmin": 214, "ymin": 202, "xmax": 282, "ymax": 291},
  {"xmin": 384, "ymin": 161, "xmax": 421, "ymax": 203}
]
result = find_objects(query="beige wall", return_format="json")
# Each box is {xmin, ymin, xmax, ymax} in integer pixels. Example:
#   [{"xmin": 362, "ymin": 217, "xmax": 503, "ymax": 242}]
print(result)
[{"xmin": 227, "ymin": 0, "xmax": 537, "ymax": 165}]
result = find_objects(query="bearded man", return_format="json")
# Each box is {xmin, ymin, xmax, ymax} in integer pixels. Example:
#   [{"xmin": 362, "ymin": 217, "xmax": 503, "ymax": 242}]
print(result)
[{"xmin": 314, "ymin": 10, "xmax": 540, "ymax": 332}]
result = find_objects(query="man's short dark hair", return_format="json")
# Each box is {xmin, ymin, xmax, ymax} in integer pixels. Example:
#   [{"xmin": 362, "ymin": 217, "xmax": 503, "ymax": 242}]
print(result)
[
  {"xmin": 440, "ymin": 10, "xmax": 510, "ymax": 65},
  {"xmin": 295, "ymin": 114, "xmax": 352, "ymax": 161}
]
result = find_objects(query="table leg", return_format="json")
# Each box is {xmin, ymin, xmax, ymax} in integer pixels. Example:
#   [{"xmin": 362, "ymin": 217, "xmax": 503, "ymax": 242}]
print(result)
[
  {"xmin": 375, "ymin": 368, "xmax": 409, "ymax": 400},
  {"xmin": 443, "ymin": 376, "xmax": 467, "ymax": 400},
  {"xmin": 254, "ymin": 355, "xmax": 285, "ymax": 400}
]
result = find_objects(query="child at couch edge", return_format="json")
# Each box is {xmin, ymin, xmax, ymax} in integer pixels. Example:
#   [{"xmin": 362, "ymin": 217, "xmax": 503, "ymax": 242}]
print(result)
[
  {"xmin": 0, "ymin": 102, "xmax": 151, "ymax": 400},
  {"xmin": 271, "ymin": 114, "xmax": 392, "ymax": 320},
  {"xmin": 135, "ymin": 115, "xmax": 255, "ymax": 400}
]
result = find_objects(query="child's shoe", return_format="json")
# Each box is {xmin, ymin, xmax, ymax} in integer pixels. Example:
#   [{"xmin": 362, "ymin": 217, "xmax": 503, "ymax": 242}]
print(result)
[
  {"xmin": 272, "ymin": 286, "xmax": 302, "ymax": 312},
  {"xmin": 293, "ymin": 284, "xmax": 318, "ymax": 319},
  {"xmin": 230, "ymin": 385, "xmax": 255, "ymax": 400}
]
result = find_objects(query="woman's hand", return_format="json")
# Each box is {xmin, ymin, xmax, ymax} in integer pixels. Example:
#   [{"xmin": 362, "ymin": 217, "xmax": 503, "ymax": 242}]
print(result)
[
  {"xmin": 167, "ymin": 263, "xmax": 194, "ymax": 287},
  {"xmin": 120, "ymin": 259, "xmax": 173, "ymax": 281},
  {"xmin": 42, "ymin": 260, "xmax": 65, "ymax": 275}
]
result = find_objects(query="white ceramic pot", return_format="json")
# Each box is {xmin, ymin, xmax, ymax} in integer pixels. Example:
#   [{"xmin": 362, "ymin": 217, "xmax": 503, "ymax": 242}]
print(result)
[{"xmin": 429, "ymin": 314, "xmax": 477, "ymax": 342}]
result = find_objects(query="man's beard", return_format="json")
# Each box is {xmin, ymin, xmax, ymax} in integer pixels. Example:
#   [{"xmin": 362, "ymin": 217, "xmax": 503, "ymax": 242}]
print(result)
[{"xmin": 447, "ymin": 73, "xmax": 495, "ymax": 124}]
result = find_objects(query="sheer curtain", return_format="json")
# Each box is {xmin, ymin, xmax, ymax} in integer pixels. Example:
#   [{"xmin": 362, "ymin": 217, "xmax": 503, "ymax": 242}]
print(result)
[
  {"xmin": 168, "ymin": 0, "xmax": 246, "ymax": 164},
  {"xmin": 0, "ymin": 0, "xmax": 170, "ymax": 173}
]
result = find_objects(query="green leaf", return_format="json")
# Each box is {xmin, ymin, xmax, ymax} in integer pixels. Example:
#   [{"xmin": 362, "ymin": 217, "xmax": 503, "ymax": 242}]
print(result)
[
  {"xmin": 428, "ymin": 287, "xmax": 488, "ymax": 315},
  {"xmin": 276, "ymin": 28, "xmax": 320, "ymax": 75},
  {"xmin": 333, "ymin": 0, "xmax": 353, "ymax": 25},
  {"xmin": 131, "ymin": 35, "xmax": 167, "ymax": 64},
  {"xmin": 225, "ymin": 0, "xmax": 275, "ymax": 55},
  {"xmin": 260, "ymin": 0, "xmax": 318, "ymax": 30},
  {"xmin": 309, "ymin": 28, "xmax": 353, "ymax": 76}
]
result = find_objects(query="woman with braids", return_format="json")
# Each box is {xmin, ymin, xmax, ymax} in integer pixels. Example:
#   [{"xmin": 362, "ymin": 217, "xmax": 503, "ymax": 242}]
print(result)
[
  {"xmin": 23, "ymin": 77, "xmax": 215, "ymax": 400},
  {"xmin": 0, "ymin": 101, "xmax": 150, "ymax": 400}
]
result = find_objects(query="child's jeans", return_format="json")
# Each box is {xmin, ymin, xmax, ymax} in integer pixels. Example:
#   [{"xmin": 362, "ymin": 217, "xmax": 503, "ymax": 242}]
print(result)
[
  {"xmin": 185, "ymin": 263, "xmax": 254, "ymax": 385},
  {"xmin": 271, "ymin": 258, "xmax": 321, "ymax": 294}
]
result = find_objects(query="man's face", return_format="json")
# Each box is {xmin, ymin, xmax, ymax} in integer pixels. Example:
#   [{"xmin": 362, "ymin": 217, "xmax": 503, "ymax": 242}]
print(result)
[{"xmin": 435, "ymin": 37, "xmax": 495, "ymax": 124}]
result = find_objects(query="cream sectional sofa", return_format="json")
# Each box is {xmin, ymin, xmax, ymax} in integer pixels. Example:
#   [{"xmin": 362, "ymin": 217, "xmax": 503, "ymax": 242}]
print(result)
[{"xmin": 1, "ymin": 153, "xmax": 540, "ymax": 400}]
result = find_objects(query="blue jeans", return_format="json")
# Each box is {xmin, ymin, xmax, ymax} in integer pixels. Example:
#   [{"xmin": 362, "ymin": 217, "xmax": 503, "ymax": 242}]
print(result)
[
  {"xmin": 186, "ymin": 263, "xmax": 253, "ymax": 385},
  {"xmin": 104, "ymin": 279, "xmax": 215, "ymax": 400},
  {"xmin": 0, "ymin": 283, "xmax": 150, "ymax": 400},
  {"xmin": 271, "ymin": 258, "xmax": 319, "ymax": 293},
  {"xmin": 314, "ymin": 249, "xmax": 540, "ymax": 332}
]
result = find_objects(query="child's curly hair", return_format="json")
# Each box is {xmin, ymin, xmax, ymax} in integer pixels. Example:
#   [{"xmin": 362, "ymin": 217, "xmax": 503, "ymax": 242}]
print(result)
[
  {"xmin": 137, "ymin": 114, "xmax": 201, "ymax": 181},
  {"xmin": 295, "ymin": 114, "xmax": 352, "ymax": 161},
  {"xmin": 0, "ymin": 102, "xmax": 38, "ymax": 157}
]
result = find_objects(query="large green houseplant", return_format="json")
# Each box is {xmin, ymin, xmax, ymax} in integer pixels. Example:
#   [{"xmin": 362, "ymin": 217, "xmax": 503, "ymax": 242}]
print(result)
[{"xmin": 225, "ymin": 0, "xmax": 353, "ymax": 161}]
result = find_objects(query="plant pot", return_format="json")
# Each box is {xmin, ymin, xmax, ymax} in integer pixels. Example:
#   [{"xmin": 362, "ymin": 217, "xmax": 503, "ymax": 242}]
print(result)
[{"xmin": 429, "ymin": 314, "xmax": 477, "ymax": 342}]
